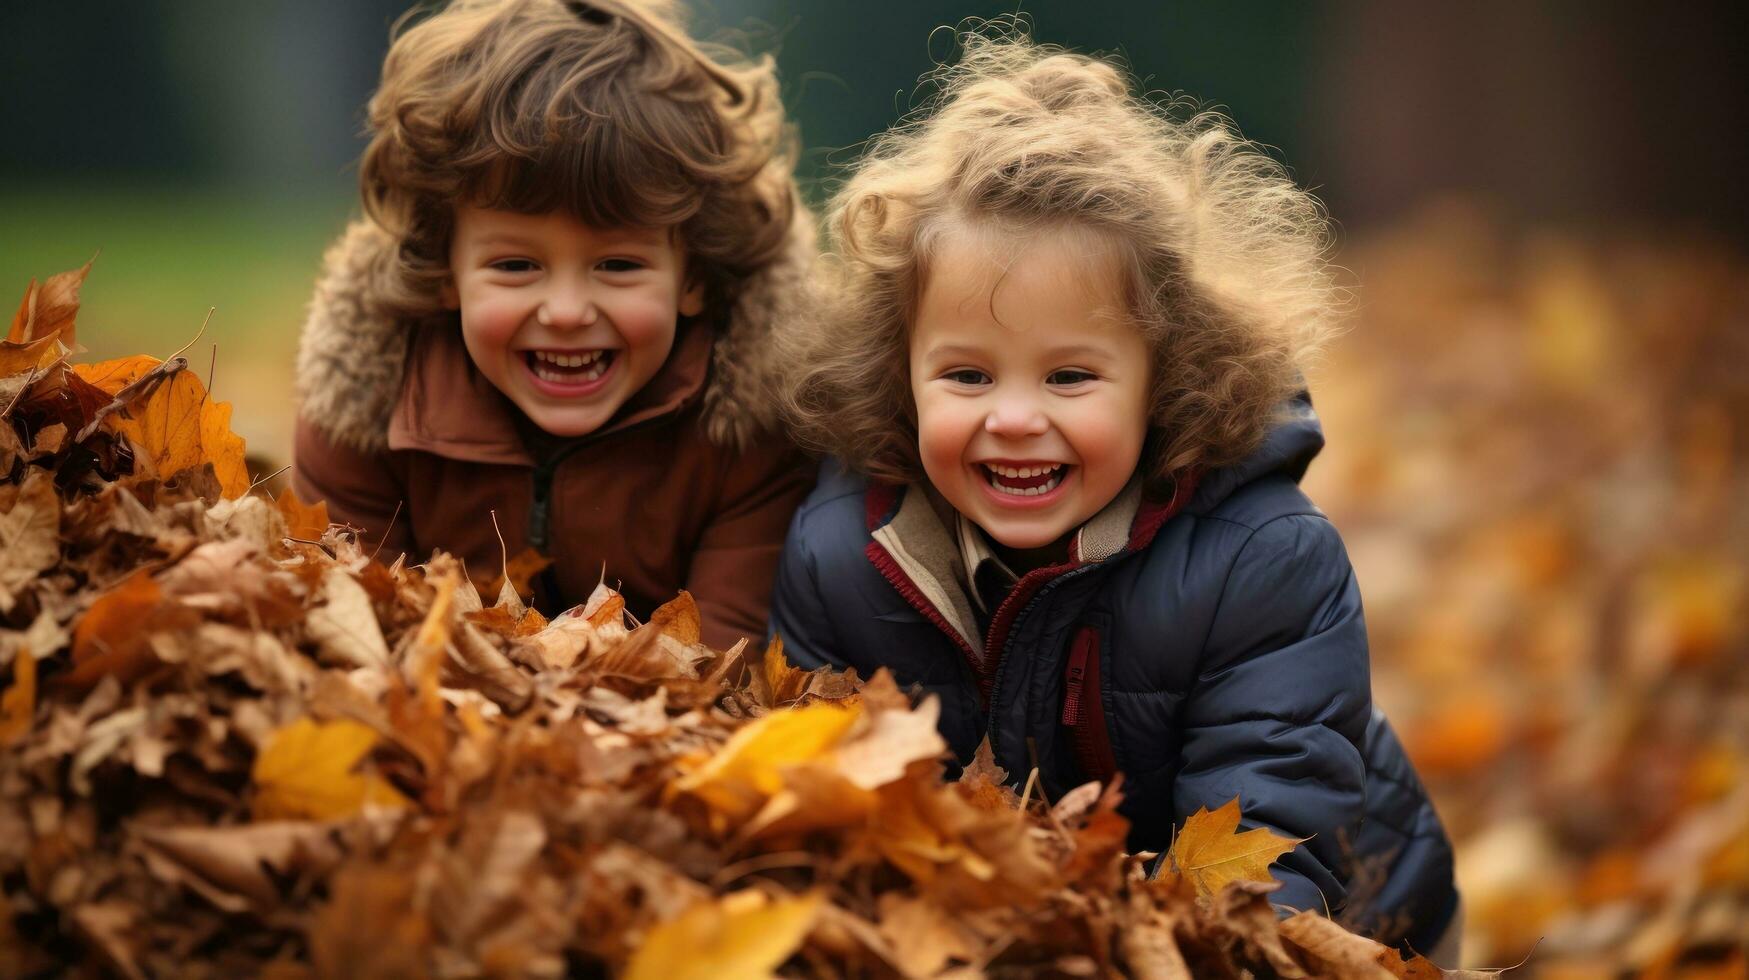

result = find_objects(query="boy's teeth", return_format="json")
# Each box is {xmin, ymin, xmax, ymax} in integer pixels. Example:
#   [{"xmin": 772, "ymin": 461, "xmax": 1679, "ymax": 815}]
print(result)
[{"xmin": 529, "ymin": 349, "xmax": 611, "ymax": 384}]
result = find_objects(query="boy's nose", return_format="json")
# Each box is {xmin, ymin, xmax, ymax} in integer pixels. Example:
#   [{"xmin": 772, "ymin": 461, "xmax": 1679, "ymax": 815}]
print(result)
[
  {"xmin": 537, "ymin": 284, "xmax": 598, "ymax": 329},
  {"xmin": 983, "ymin": 398, "xmax": 1050, "ymax": 438}
]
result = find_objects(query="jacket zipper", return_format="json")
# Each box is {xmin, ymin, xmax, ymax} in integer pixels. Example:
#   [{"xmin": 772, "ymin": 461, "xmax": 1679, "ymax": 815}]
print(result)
[
  {"xmin": 526, "ymin": 415, "xmax": 669, "ymax": 553},
  {"xmin": 982, "ymin": 566, "xmax": 1095, "ymax": 747}
]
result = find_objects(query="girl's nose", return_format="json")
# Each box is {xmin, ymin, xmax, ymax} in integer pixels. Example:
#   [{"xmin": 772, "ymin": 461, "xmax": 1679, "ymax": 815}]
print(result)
[{"xmin": 984, "ymin": 398, "xmax": 1050, "ymax": 438}]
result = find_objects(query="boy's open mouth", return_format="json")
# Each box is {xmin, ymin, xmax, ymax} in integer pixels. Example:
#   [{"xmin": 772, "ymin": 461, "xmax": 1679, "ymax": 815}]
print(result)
[
  {"xmin": 981, "ymin": 462, "xmax": 1067, "ymax": 496},
  {"xmin": 525, "ymin": 349, "xmax": 613, "ymax": 384}
]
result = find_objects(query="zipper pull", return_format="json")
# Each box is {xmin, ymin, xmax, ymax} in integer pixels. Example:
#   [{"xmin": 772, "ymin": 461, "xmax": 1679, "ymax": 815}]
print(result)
[
  {"xmin": 528, "ymin": 462, "xmax": 555, "ymax": 552},
  {"xmin": 1062, "ymin": 630, "xmax": 1091, "ymax": 727}
]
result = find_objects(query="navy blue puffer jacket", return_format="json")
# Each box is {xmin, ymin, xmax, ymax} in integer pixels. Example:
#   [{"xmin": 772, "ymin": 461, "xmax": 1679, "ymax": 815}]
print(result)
[{"xmin": 769, "ymin": 395, "xmax": 1459, "ymax": 951}]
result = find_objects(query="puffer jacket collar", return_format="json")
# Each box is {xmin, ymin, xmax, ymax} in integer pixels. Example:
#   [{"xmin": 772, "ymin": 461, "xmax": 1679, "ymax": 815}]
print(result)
[
  {"xmin": 861, "ymin": 471, "xmax": 1200, "ymax": 701},
  {"xmin": 294, "ymin": 203, "xmax": 814, "ymax": 456}
]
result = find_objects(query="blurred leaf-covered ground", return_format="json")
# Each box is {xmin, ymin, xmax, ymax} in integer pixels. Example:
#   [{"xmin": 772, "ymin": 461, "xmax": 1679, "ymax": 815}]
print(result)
[{"xmin": 1305, "ymin": 201, "xmax": 1749, "ymax": 974}]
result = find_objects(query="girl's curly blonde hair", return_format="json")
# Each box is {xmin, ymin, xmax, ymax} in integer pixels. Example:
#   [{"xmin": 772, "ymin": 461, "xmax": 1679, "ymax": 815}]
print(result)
[
  {"xmin": 782, "ymin": 24, "xmax": 1340, "ymax": 493},
  {"xmin": 359, "ymin": 0, "xmax": 795, "ymax": 321}
]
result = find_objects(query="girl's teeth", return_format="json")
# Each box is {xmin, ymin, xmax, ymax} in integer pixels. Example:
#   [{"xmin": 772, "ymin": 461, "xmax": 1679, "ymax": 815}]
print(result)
[
  {"xmin": 532, "ymin": 350, "xmax": 605, "ymax": 367},
  {"xmin": 984, "ymin": 465, "xmax": 1065, "ymax": 496}
]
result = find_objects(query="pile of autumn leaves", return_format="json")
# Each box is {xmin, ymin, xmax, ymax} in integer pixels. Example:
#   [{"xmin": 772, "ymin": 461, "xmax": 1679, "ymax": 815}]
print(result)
[{"xmin": 0, "ymin": 264, "xmax": 1470, "ymax": 979}]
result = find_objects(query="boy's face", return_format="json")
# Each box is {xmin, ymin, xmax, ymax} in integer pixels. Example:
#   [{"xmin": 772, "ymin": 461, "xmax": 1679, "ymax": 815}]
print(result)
[
  {"xmin": 909, "ymin": 226, "xmax": 1151, "ymax": 554},
  {"xmin": 445, "ymin": 205, "xmax": 704, "ymax": 437}
]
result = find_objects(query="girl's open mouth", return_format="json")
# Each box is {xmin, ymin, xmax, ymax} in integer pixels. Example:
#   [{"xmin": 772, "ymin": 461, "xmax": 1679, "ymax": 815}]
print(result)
[
  {"xmin": 523, "ymin": 349, "xmax": 616, "ymax": 394},
  {"xmin": 981, "ymin": 462, "xmax": 1067, "ymax": 497}
]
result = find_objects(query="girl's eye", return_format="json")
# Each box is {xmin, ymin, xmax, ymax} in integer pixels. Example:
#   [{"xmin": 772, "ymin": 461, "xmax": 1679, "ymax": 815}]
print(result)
[
  {"xmin": 1047, "ymin": 369, "xmax": 1097, "ymax": 386},
  {"xmin": 599, "ymin": 258, "xmax": 644, "ymax": 273},
  {"xmin": 489, "ymin": 259, "xmax": 538, "ymax": 274},
  {"xmin": 944, "ymin": 369, "xmax": 991, "ymax": 386}
]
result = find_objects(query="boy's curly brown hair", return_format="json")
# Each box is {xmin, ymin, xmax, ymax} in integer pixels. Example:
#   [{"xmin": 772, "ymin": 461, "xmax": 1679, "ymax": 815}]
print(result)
[
  {"xmin": 781, "ymin": 24, "xmax": 1341, "ymax": 494},
  {"xmin": 359, "ymin": 0, "xmax": 795, "ymax": 321}
]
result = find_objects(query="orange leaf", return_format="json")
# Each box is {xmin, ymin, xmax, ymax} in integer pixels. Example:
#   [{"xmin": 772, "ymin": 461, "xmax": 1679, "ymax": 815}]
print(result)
[
  {"xmin": 60, "ymin": 570, "xmax": 184, "ymax": 690},
  {"xmin": 649, "ymin": 590, "xmax": 701, "ymax": 645},
  {"xmin": 1168, "ymin": 797, "xmax": 1302, "ymax": 901},
  {"xmin": 957, "ymin": 738, "xmax": 1020, "ymax": 812},
  {"xmin": 252, "ymin": 717, "xmax": 409, "ymax": 820},
  {"xmin": 761, "ymin": 637, "xmax": 809, "ymax": 705},
  {"xmin": 9, "ymin": 260, "xmax": 91, "ymax": 347},
  {"xmin": 75, "ymin": 355, "xmax": 250, "ymax": 498},
  {"xmin": 73, "ymin": 354, "xmax": 163, "ymax": 395},
  {"xmin": 275, "ymin": 488, "xmax": 331, "ymax": 541},
  {"xmin": 0, "ymin": 650, "xmax": 36, "ymax": 746}
]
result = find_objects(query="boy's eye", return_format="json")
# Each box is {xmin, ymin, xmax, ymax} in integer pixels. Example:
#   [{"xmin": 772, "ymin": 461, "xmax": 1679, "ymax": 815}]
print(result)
[
  {"xmin": 599, "ymin": 258, "xmax": 644, "ymax": 273},
  {"xmin": 489, "ymin": 259, "xmax": 538, "ymax": 274},
  {"xmin": 943, "ymin": 369, "xmax": 991, "ymax": 386},
  {"xmin": 1047, "ymin": 369, "xmax": 1097, "ymax": 386}
]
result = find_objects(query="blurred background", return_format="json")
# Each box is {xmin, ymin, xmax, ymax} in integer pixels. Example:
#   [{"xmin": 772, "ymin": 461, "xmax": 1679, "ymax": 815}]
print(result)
[{"xmin": 4, "ymin": 1, "xmax": 1746, "ymax": 971}]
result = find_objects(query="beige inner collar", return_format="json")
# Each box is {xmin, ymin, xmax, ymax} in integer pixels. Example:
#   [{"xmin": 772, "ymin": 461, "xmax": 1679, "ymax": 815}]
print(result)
[{"xmin": 872, "ymin": 475, "xmax": 1146, "ymax": 649}]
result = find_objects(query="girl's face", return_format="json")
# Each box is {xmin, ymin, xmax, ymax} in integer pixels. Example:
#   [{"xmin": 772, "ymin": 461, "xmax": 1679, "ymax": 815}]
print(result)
[
  {"xmin": 909, "ymin": 225, "xmax": 1151, "ymax": 555},
  {"xmin": 445, "ymin": 205, "xmax": 705, "ymax": 437}
]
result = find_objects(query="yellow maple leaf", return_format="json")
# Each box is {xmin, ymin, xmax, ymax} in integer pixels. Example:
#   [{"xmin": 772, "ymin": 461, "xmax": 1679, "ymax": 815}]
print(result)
[
  {"xmin": 671, "ymin": 702, "xmax": 861, "ymax": 823},
  {"xmin": 0, "ymin": 650, "xmax": 36, "ymax": 746},
  {"xmin": 252, "ymin": 717, "xmax": 409, "ymax": 821},
  {"xmin": 622, "ymin": 890, "xmax": 820, "ymax": 980},
  {"xmin": 72, "ymin": 355, "xmax": 250, "ymax": 499},
  {"xmin": 1168, "ymin": 797, "xmax": 1302, "ymax": 901}
]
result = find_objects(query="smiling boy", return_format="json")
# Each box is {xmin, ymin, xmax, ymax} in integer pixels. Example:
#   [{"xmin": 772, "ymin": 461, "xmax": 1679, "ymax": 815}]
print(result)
[{"xmin": 292, "ymin": 0, "xmax": 815, "ymax": 648}]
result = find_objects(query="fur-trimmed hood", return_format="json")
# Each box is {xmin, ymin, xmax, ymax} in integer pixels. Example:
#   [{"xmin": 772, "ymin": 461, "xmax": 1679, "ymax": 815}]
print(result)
[{"xmin": 294, "ymin": 206, "xmax": 814, "ymax": 454}]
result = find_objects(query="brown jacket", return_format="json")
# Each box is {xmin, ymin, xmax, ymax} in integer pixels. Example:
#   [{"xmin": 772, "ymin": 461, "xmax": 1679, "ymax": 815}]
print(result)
[{"xmin": 291, "ymin": 219, "xmax": 815, "ymax": 649}]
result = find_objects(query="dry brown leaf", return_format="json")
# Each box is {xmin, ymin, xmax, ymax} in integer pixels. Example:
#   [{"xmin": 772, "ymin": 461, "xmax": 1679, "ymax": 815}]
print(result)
[
  {"xmin": 1168, "ymin": 797, "xmax": 1302, "ymax": 901},
  {"xmin": 0, "ymin": 469, "xmax": 58, "ymax": 614},
  {"xmin": 305, "ymin": 567, "xmax": 392, "ymax": 669},
  {"xmin": 133, "ymin": 821, "xmax": 347, "ymax": 913},
  {"xmin": 876, "ymin": 894, "xmax": 979, "ymax": 978},
  {"xmin": 430, "ymin": 810, "xmax": 546, "ymax": 944},
  {"xmin": 1278, "ymin": 912, "xmax": 1395, "ymax": 979},
  {"xmin": 0, "ymin": 333, "xmax": 64, "ymax": 378}
]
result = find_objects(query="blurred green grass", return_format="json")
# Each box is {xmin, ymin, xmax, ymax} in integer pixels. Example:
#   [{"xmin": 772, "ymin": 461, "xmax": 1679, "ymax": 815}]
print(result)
[{"xmin": 1, "ymin": 183, "xmax": 355, "ymax": 467}]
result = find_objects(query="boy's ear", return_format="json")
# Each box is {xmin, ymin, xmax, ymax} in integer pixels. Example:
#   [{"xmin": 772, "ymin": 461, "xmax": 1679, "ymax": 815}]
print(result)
[
  {"xmin": 440, "ymin": 278, "xmax": 460, "ymax": 310},
  {"xmin": 678, "ymin": 276, "xmax": 705, "ymax": 318}
]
